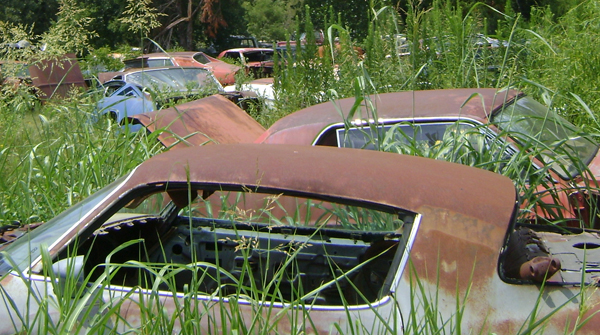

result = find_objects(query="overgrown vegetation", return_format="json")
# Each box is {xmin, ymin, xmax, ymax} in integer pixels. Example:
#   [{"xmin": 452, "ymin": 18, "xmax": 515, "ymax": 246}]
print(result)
[{"xmin": 1, "ymin": 0, "xmax": 600, "ymax": 333}]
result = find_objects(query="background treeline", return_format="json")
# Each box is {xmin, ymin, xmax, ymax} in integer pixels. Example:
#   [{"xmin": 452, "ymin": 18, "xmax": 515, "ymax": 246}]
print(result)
[{"xmin": 0, "ymin": 0, "xmax": 585, "ymax": 52}]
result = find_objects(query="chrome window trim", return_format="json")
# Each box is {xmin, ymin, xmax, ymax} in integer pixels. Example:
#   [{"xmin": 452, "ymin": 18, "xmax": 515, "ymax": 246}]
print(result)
[
  {"xmin": 311, "ymin": 116, "xmax": 486, "ymax": 146},
  {"xmin": 390, "ymin": 213, "xmax": 422, "ymax": 293}
]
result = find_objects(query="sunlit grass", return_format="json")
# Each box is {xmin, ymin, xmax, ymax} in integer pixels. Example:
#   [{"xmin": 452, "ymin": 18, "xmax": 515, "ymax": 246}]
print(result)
[{"xmin": 2, "ymin": 0, "xmax": 600, "ymax": 334}]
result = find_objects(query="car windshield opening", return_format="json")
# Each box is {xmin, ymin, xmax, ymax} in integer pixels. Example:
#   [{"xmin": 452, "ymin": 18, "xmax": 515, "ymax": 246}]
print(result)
[
  {"xmin": 77, "ymin": 187, "xmax": 415, "ymax": 307},
  {"xmin": 492, "ymin": 96, "xmax": 599, "ymax": 179},
  {"xmin": 126, "ymin": 68, "xmax": 222, "ymax": 93},
  {"xmin": 336, "ymin": 122, "xmax": 478, "ymax": 151}
]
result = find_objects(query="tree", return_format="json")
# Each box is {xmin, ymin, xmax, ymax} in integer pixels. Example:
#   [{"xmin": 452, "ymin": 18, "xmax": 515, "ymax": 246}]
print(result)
[
  {"xmin": 242, "ymin": 0, "xmax": 302, "ymax": 42},
  {"xmin": 146, "ymin": 0, "xmax": 241, "ymax": 51},
  {"xmin": 0, "ymin": 0, "xmax": 59, "ymax": 37},
  {"xmin": 302, "ymin": 0, "xmax": 373, "ymax": 40},
  {"xmin": 120, "ymin": 0, "xmax": 165, "ymax": 38},
  {"xmin": 39, "ymin": 0, "xmax": 97, "ymax": 56}
]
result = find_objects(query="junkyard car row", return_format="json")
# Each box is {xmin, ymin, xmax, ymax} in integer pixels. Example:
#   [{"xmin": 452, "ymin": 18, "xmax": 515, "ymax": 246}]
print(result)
[
  {"xmin": 95, "ymin": 66, "xmax": 261, "ymax": 127},
  {"xmin": 3, "ymin": 51, "xmax": 600, "ymax": 334},
  {"xmin": 122, "ymin": 51, "xmax": 240, "ymax": 85}
]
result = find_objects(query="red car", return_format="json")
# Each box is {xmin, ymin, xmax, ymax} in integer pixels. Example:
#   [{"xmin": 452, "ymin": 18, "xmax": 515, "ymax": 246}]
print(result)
[
  {"xmin": 218, "ymin": 48, "xmax": 274, "ymax": 78},
  {"xmin": 123, "ymin": 52, "xmax": 240, "ymax": 85},
  {"xmin": 256, "ymin": 88, "xmax": 600, "ymax": 227}
]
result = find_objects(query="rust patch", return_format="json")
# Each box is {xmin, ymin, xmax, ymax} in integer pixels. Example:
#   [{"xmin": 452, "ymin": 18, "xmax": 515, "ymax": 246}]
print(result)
[
  {"xmin": 410, "ymin": 226, "xmax": 499, "ymax": 294},
  {"xmin": 28, "ymin": 53, "xmax": 86, "ymax": 99},
  {"xmin": 129, "ymin": 95, "xmax": 266, "ymax": 149},
  {"xmin": 408, "ymin": 204, "xmax": 511, "ymax": 294}
]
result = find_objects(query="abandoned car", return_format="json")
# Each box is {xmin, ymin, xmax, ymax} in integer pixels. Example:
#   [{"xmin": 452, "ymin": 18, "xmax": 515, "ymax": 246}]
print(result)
[
  {"xmin": 126, "ymin": 94, "xmax": 266, "ymax": 149},
  {"xmin": 95, "ymin": 67, "xmax": 259, "ymax": 128},
  {"xmin": 1, "ymin": 144, "xmax": 599, "ymax": 334},
  {"xmin": 223, "ymin": 77, "xmax": 275, "ymax": 109},
  {"xmin": 122, "ymin": 52, "xmax": 240, "ymax": 85},
  {"xmin": 0, "ymin": 54, "xmax": 87, "ymax": 100},
  {"xmin": 218, "ymin": 48, "xmax": 275, "ymax": 78},
  {"xmin": 255, "ymin": 88, "xmax": 600, "ymax": 227}
]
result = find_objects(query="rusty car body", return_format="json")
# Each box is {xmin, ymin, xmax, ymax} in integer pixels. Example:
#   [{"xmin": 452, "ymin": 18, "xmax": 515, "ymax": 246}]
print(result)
[
  {"xmin": 1, "ymin": 143, "xmax": 600, "ymax": 334},
  {"xmin": 28, "ymin": 54, "xmax": 87, "ymax": 99},
  {"xmin": 256, "ymin": 88, "xmax": 600, "ymax": 227},
  {"xmin": 218, "ymin": 48, "xmax": 274, "ymax": 78},
  {"xmin": 122, "ymin": 52, "xmax": 240, "ymax": 85},
  {"xmin": 127, "ymin": 94, "xmax": 266, "ymax": 149},
  {"xmin": 0, "ymin": 54, "xmax": 87, "ymax": 100}
]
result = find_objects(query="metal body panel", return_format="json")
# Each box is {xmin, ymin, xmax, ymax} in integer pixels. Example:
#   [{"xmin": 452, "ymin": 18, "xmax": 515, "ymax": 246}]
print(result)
[
  {"xmin": 398, "ymin": 205, "xmax": 600, "ymax": 333},
  {"xmin": 28, "ymin": 54, "xmax": 87, "ymax": 100},
  {"xmin": 128, "ymin": 95, "xmax": 266, "ymax": 149},
  {"xmin": 256, "ymin": 88, "xmax": 517, "ymax": 145},
  {"xmin": 0, "ymin": 274, "xmax": 61, "ymax": 335}
]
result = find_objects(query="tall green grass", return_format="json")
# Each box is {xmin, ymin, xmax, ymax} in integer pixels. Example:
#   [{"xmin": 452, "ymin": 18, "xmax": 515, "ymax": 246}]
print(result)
[
  {"xmin": 0, "ymin": 94, "xmax": 164, "ymax": 225},
  {"xmin": 2, "ymin": 0, "xmax": 600, "ymax": 334}
]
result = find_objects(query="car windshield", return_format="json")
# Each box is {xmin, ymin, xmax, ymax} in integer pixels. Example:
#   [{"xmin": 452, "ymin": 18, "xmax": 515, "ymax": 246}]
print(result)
[
  {"xmin": 90, "ymin": 188, "xmax": 412, "ymax": 305},
  {"xmin": 125, "ymin": 68, "xmax": 223, "ymax": 93},
  {"xmin": 0, "ymin": 175, "xmax": 129, "ymax": 275},
  {"xmin": 493, "ymin": 96, "xmax": 599, "ymax": 179}
]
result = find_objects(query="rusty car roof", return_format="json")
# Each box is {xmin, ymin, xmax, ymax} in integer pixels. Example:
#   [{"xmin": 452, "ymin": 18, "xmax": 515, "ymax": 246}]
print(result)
[
  {"xmin": 141, "ymin": 51, "xmax": 201, "ymax": 57},
  {"xmin": 257, "ymin": 88, "xmax": 520, "ymax": 145},
  {"xmin": 128, "ymin": 94, "xmax": 266, "ymax": 149},
  {"xmin": 28, "ymin": 54, "xmax": 87, "ymax": 100},
  {"xmin": 123, "ymin": 143, "xmax": 516, "ymax": 226}
]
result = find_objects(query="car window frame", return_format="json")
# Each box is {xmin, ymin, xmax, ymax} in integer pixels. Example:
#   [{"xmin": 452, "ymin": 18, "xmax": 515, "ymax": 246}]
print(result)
[{"xmin": 313, "ymin": 117, "xmax": 546, "ymax": 178}]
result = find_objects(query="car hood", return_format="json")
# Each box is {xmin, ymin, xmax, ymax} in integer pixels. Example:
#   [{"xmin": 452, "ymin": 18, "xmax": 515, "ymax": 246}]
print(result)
[{"xmin": 127, "ymin": 94, "xmax": 265, "ymax": 149}]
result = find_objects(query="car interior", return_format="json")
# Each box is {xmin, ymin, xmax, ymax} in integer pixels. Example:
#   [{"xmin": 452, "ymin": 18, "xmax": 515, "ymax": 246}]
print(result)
[{"xmin": 61, "ymin": 187, "xmax": 416, "ymax": 306}]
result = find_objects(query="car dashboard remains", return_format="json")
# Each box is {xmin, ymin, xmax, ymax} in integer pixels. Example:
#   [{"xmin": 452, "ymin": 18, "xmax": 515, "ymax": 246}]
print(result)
[{"xmin": 77, "ymin": 191, "xmax": 412, "ymax": 307}]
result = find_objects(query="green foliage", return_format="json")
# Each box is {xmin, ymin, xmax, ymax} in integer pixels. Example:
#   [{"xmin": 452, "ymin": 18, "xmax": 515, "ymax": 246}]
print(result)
[
  {"xmin": 39, "ymin": 0, "xmax": 97, "ymax": 56},
  {"xmin": 119, "ymin": 0, "xmax": 166, "ymax": 37},
  {"xmin": 0, "ymin": 0, "xmax": 60, "ymax": 37},
  {"xmin": 521, "ymin": 0, "xmax": 600, "ymax": 127},
  {"xmin": 243, "ymin": 0, "xmax": 302, "ymax": 42},
  {"xmin": 0, "ymin": 95, "xmax": 164, "ymax": 225},
  {"xmin": 2, "ymin": 0, "xmax": 600, "ymax": 333}
]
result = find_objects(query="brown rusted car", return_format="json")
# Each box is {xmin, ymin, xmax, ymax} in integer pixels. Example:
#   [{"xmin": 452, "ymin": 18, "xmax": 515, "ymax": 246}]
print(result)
[
  {"xmin": 256, "ymin": 88, "xmax": 600, "ymax": 227},
  {"xmin": 127, "ymin": 94, "xmax": 266, "ymax": 150},
  {"xmin": 217, "ymin": 48, "xmax": 275, "ymax": 78},
  {"xmin": 1, "ymin": 144, "xmax": 599, "ymax": 334},
  {"xmin": 0, "ymin": 54, "xmax": 87, "ymax": 100}
]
